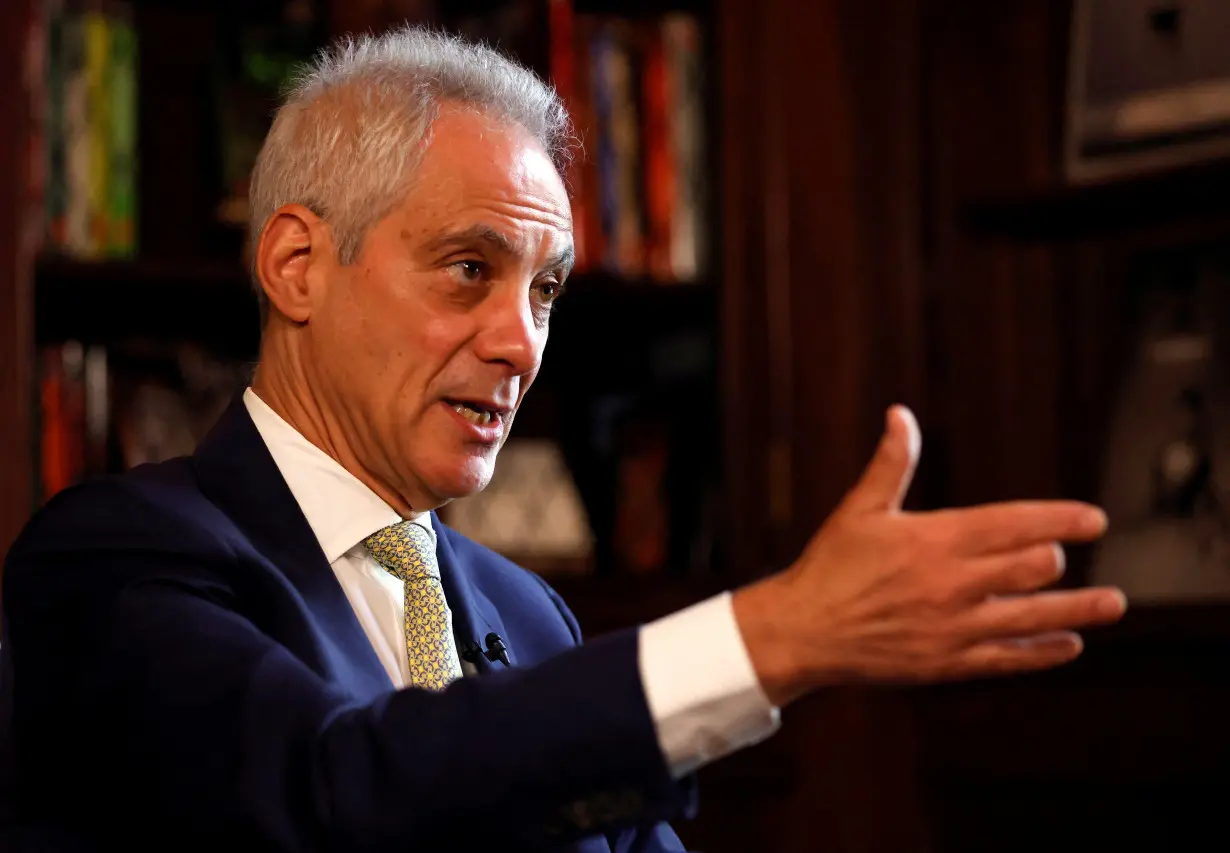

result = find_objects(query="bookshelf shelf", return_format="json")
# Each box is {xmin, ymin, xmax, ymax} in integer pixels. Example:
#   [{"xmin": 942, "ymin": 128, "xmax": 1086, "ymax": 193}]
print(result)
[
  {"xmin": 35, "ymin": 256, "xmax": 251, "ymax": 288},
  {"xmin": 34, "ymin": 257, "xmax": 259, "ymax": 356},
  {"xmin": 32, "ymin": 259, "xmax": 717, "ymax": 370},
  {"xmin": 557, "ymin": 270, "xmax": 716, "ymax": 322},
  {"xmin": 544, "ymin": 274, "xmax": 718, "ymax": 390},
  {"xmin": 19, "ymin": 0, "xmax": 726, "ymax": 672},
  {"xmin": 572, "ymin": 0, "xmax": 711, "ymax": 16},
  {"xmin": 959, "ymin": 157, "xmax": 1230, "ymax": 244}
]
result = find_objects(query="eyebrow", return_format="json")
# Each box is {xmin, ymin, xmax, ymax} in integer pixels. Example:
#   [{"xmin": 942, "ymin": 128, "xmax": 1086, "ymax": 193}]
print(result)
[{"xmin": 422, "ymin": 224, "xmax": 575, "ymax": 276}]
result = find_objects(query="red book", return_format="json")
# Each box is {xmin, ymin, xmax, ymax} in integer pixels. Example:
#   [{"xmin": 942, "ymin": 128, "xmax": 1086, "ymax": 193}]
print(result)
[
  {"xmin": 40, "ymin": 349, "xmax": 68, "ymax": 501},
  {"xmin": 548, "ymin": 0, "xmax": 590, "ymax": 271},
  {"xmin": 641, "ymin": 22, "xmax": 674, "ymax": 282}
]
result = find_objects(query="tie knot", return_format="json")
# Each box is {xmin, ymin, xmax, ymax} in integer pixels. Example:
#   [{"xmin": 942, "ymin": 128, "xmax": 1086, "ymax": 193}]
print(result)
[{"xmin": 363, "ymin": 520, "xmax": 439, "ymax": 581}]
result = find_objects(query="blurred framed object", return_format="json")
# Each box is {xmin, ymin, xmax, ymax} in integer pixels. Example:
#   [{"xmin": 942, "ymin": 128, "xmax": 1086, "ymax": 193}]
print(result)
[
  {"xmin": 1065, "ymin": 0, "xmax": 1230, "ymax": 184},
  {"xmin": 1088, "ymin": 245, "xmax": 1230, "ymax": 603},
  {"xmin": 440, "ymin": 439, "xmax": 595, "ymax": 577}
]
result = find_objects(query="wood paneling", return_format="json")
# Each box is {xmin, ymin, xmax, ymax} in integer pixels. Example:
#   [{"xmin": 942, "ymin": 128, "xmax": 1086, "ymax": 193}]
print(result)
[
  {"xmin": 718, "ymin": 1, "xmax": 933, "ymax": 850},
  {"xmin": 913, "ymin": 3, "xmax": 1230, "ymax": 851},
  {"xmin": 922, "ymin": 0, "xmax": 1072, "ymax": 507},
  {"xmin": 5, "ymin": 0, "xmax": 1230, "ymax": 849},
  {"xmin": 0, "ymin": 0, "xmax": 36, "ymax": 559},
  {"xmin": 720, "ymin": 0, "xmax": 932, "ymax": 568},
  {"xmin": 722, "ymin": 1, "xmax": 1230, "ymax": 850},
  {"xmin": 718, "ymin": 0, "xmax": 772, "ymax": 574}
]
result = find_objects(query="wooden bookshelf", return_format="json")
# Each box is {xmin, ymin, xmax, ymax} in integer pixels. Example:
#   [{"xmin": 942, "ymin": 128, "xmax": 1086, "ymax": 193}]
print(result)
[
  {"xmin": 1, "ymin": 1, "xmax": 940, "ymax": 851},
  {"xmin": 574, "ymin": 0, "xmax": 710, "ymax": 15},
  {"xmin": 0, "ymin": 0, "xmax": 36, "ymax": 553},
  {"xmin": 8, "ymin": 0, "xmax": 729, "ymax": 581},
  {"xmin": 34, "ymin": 257, "xmax": 259, "ymax": 356},
  {"xmin": 13, "ymin": 2, "xmax": 1230, "ymax": 851},
  {"xmin": 961, "ymin": 158, "xmax": 1230, "ymax": 245},
  {"xmin": 31, "ymin": 257, "xmax": 718, "ymax": 370}
]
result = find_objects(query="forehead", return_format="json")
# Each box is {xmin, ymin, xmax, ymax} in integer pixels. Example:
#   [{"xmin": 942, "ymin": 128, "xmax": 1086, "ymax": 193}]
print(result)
[{"xmin": 401, "ymin": 105, "xmax": 572, "ymax": 234}]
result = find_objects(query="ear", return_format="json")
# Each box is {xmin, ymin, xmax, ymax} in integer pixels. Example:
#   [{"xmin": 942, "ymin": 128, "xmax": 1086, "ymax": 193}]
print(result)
[{"xmin": 254, "ymin": 204, "xmax": 333, "ymax": 324}]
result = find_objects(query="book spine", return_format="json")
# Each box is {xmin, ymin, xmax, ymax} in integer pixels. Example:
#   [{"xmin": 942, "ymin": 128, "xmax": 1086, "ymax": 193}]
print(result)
[
  {"xmin": 83, "ymin": 8, "xmax": 110, "ymax": 257},
  {"xmin": 548, "ymin": 0, "xmax": 588, "ymax": 271},
  {"xmin": 39, "ymin": 348, "xmax": 66, "ymax": 501},
  {"xmin": 641, "ymin": 21, "xmax": 673, "ymax": 282},
  {"xmin": 84, "ymin": 345, "xmax": 110, "ymax": 476},
  {"xmin": 605, "ymin": 24, "xmax": 644, "ymax": 275},
  {"xmin": 606, "ymin": 23, "xmax": 643, "ymax": 277},
  {"xmin": 61, "ymin": 341, "xmax": 86, "ymax": 489},
  {"xmin": 107, "ymin": 3, "xmax": 136, "ymax": 257},
  {"xmin": 663, "ymin": 14, "xmax": 704, "ymax": 282},
  {"xmin": 63, "ymin": 8, "xmax": 91, "ymax": 256},
  {"xmin": 39, "ymin": 343, "xmax": 86, "ymax": 500},
  {"xmin": 573, "ymin": 14, "xmax": 603, "ymax": 272},
  {"xmin": 590, "ymin": 22, "xmax": 618, "ymax": 273}
]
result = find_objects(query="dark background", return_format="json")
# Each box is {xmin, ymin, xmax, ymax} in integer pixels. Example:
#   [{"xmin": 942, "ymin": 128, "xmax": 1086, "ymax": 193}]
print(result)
[{"xmin": 4, "ymin": 1, "xmax": 1230, "ymax": 850}]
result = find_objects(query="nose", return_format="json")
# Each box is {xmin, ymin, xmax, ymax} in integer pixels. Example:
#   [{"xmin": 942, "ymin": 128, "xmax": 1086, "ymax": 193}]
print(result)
[{"xmin": 473, "ymin": 284, "xmax": 545, "ymax": 376}]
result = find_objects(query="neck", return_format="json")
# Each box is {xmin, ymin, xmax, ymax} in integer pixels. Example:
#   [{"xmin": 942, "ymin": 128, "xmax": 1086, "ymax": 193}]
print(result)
[{"xmin": 251, "ymin": 341, "xmax": 426, "ymax": 519}]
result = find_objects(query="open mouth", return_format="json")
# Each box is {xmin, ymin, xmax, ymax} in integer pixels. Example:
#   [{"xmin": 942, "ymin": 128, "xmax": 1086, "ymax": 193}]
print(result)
[{"xmin": 445, "ymin": 399, "xmax": 504, "ymax": 427}]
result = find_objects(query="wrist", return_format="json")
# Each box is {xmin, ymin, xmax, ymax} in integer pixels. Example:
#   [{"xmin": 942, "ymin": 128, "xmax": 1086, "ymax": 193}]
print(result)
[{"xmin": 731, "ymin": 573, "xmax": 815, "ymax": 707}]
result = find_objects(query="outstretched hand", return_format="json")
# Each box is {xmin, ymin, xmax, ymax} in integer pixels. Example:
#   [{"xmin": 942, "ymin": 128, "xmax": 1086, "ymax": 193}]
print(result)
[{"xmin": 733, "ymin": 405, "xmax": 1126, "ymax": 707}]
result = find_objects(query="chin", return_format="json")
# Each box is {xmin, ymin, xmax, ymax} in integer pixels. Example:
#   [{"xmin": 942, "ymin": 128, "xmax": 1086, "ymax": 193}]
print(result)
[{"xmin": 425, "ymin": 454, "xmax": 496, "ymax": 501}]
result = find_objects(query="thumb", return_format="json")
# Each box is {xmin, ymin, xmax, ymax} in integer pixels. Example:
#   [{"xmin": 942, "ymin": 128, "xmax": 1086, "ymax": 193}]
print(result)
[{"xmin": 844, "ymin": 405, "xmax": 921, "ymax": 514}]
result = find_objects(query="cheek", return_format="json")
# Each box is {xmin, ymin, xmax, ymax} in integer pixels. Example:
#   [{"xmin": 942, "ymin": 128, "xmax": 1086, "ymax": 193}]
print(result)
[
  {"xmin": 337, "ymin": 275, "xmax": 448, "ymax": 400},
  {"xmin": 421, "ymin": 314, "xmax": 470, "ymax": 355},
  {"xmin": 318, "ymin": 294, "xmax": 395, "ymax": 390}
]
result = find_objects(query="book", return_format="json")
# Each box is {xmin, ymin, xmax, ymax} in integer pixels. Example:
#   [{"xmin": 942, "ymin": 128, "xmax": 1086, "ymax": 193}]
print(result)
[
  {"xmin": 107, "ymin": 2, "xmax": 136, "ymax": 256},
  {"xmin": 558, "ymin": 11, "xmax": 708, "ymax": 282},
  {"xmin": 83, "ymin": 7, "xmax": 110, "ymax": 254},
  {"xmin": 663, "ymin": 13, "xmax": 706, "ymax": 281},
  {"xmin": 37, "ymin": 340, "xmax": 246, "ymax": 500},
  {"xmin": 38, "ymin": 342, "xmax": 87, "ymax": 501},
  {"xmin": 45, "ymin": 0, "xmax": 137, "ymax": 259}
]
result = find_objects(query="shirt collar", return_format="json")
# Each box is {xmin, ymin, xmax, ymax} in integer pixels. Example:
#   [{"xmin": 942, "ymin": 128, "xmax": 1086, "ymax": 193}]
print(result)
[{"xmin": 242, "ymin": 388, "xmax": 432, "ymax": 564}]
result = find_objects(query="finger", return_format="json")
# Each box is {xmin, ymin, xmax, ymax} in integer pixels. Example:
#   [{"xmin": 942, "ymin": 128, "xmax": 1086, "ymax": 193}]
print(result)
[
  {"xmin": 965, "ymin": 587, "xmax": 1127, "ymax": 640},
  {"xmin": 842, "ymin": 405, "xmax": 921, "ymax": 514},
  {"xmin": 955, "ymin": 632, "xmax": 1085, "ymax": 678},
  {"xmin": 936, "ymin": 500, "xmax": 1108, "ymax": 556},
  {"xmin": 965, "ymin": 542, "xmax": 1065, "ymax": 597}
]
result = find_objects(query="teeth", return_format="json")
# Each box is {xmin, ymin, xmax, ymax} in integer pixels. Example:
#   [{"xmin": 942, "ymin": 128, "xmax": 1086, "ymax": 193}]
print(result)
[{"xmin": 453, "ymin": 403, "xmax": 494, "ymax": 426}]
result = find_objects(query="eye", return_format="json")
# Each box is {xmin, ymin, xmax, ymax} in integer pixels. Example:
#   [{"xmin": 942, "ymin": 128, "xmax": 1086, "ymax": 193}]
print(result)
[
  {"xmin": 451, "ymin": 260, "xmax": 487, "ymax": 282},
  {"xmin": 535, "ymin": 278, "xmax": 566, "ymax": 307}
]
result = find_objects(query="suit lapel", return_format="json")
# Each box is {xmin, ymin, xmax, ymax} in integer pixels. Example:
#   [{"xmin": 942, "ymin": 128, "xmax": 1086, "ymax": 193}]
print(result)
[
  {"xmin": 192, "ymin": 398, "xmax": 392, "ymax": 698},
  {"xmin": 433, "ymin": 518, "xmax": 518, "ymax": 674}
]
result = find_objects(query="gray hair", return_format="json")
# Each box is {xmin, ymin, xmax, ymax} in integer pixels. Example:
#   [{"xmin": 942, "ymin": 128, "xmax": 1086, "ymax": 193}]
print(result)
[{"xmin": 247, "ymin": 25, "xmax": 575, "ymax": 301}]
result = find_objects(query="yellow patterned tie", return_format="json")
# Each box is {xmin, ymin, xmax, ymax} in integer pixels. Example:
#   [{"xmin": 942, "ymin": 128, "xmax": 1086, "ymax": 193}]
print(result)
[{"xmin": 363, "ymin": 520, "xmax": 463, "ymax": 691}]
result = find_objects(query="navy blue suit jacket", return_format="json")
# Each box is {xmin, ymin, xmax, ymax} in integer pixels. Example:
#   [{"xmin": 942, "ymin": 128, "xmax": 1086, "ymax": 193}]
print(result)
[{"xmin": 0, "ymin": 399, "xmax": 694, "ymax": 852}]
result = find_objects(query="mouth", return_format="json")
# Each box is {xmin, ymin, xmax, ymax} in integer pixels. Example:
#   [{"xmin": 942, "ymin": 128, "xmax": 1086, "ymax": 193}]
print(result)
[{"xmin": 443, "ymin": 398, "xmax": 508, "ymax": 429}]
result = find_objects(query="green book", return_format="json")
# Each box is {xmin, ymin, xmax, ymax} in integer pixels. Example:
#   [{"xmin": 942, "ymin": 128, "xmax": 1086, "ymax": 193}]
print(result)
[
  {"xmin": 107, "ymin": 6, "xmax": 137, "ymax": 257},
  {"xmin": 83, "ymin": 10, "xmax": 110, "ymax": 258}
]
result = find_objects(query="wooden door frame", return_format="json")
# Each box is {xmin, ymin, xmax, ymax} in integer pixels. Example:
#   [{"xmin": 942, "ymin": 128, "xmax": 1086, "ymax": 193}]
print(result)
[{"xmin": 0, "ymin": 0, "xmax": 36, "ymax": 561}]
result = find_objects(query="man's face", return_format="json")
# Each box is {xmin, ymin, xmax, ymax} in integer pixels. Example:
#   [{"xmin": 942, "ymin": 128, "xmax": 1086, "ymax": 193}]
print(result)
[{"xmin": 305, "ymin": 106, "xmax": 573, "ymax": 509}]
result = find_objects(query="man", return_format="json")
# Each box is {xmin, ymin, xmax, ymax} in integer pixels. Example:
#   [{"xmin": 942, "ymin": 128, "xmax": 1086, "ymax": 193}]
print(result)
[{"xmin": 0, "ymin": 26, "xmax": 1125, "ymax": 852}]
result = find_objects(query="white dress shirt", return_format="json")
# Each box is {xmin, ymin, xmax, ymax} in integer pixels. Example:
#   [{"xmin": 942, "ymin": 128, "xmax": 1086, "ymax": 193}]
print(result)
[{"xmin": 244, "ymin": 388, "xmax": 780, "ymax": 778}]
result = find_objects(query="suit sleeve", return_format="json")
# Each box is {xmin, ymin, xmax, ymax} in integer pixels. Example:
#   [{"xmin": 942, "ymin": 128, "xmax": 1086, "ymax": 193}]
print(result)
[
  {"xmin": 535, "ymin": 576, "xmax": 691, "ymax": 853},
  {"xmin": 3, "ymin": 485, "xmax": 693, "ymax": 853}
]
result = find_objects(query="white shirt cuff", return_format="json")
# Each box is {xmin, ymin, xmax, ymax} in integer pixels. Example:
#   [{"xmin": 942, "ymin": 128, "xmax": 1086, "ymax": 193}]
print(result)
[{"xmin": 638, "ymin": 591, "xmax": 782, "ymax": 778}]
